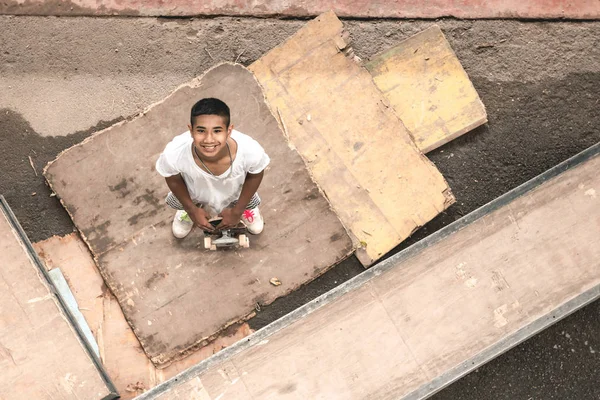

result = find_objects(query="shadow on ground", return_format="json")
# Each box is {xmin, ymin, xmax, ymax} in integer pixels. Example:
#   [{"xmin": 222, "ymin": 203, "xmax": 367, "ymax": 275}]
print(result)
[{"xmin": 0, "ymin": 109, "xmax": 122, "ymax": 242}]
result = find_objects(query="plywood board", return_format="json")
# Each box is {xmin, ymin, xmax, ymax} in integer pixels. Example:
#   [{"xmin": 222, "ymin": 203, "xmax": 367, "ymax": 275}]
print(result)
[
  {"xmin": 0, "ymin": 198, "xmax": 116, "ymax": 400},
  {"xmin": 249, "ymin": 11, "xmax": 454, "ymax": 266},
  {"xmin": 33, "ymin": 234, "xmax": 254, "ymax": 399},
  {"xmin": 138, "ymin": 145, "xmax": 600, "ymax": 400},
  {"xmin": 365, "ymin": 25, "xmax": 487, "ymax": 153},
  {"xmin": 44, "ymin": 63, "xmax": 353, "ymax": 367}
]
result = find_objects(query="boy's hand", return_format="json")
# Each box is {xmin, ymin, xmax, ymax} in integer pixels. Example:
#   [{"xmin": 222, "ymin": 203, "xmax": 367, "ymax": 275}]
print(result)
[
  {"xmin": 216, "ymin": 207, "xmax": 243, "ymax": 230},
  {"xmin": 187, "ymin": 207, "xmax": 214, "ymax": 232}
]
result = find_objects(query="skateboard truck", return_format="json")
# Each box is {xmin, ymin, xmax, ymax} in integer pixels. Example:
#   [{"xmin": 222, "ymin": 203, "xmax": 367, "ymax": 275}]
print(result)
[{"xmin": 203, "ymin": 218, "xmax": 250, "ymax": 251}]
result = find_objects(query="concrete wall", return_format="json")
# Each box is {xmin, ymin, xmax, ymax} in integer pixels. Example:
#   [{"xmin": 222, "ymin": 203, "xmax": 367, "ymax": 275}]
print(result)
[{"xmin": 1, "ymin": 0, "xmax": 598, "ymax": 19}]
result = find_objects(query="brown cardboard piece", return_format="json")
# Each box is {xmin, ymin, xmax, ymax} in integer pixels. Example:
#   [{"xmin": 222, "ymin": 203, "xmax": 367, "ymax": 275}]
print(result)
[{"xmin": 44, "ymin": 63, "xmax": 353, "ymax": 366}]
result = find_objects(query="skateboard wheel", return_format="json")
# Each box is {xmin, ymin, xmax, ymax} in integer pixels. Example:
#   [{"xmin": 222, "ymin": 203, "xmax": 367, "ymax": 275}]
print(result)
[
  {"xmin": 204, "ymin": 237, "xmax": 212, "ymax": 250},
  {"xmin": 210, "ymin": 244, "xmax": 217, "ymax": 251},
  {"xmin": 239, "ymin": 234, "xmax": 250, "ymax": 248}
]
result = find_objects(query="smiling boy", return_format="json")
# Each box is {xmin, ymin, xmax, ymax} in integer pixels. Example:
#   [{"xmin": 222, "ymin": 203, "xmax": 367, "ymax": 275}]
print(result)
[{"xmin": 155, "ymin": 98, "xmax": 270, "ymax": 238}]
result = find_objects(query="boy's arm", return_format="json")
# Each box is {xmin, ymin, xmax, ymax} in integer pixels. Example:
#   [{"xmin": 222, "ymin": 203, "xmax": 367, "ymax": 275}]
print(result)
[
  {"xmin": 218, "ymin": 171, "xmax": 264, "ymax": 229},
  {"xmin": 165, "ymin": 174, "xmax": 214, "ymax": 231}
]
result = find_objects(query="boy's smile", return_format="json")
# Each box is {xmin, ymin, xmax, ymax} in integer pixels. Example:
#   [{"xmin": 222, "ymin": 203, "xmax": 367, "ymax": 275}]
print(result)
[{"xmin": 189, "ymin": 114, "xmax": 233, "ymax": 161}]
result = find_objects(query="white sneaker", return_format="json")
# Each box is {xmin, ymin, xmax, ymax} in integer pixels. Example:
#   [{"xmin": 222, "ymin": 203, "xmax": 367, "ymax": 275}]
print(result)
[
  {"xmin": 241, "ymin": 207, "xmax": 264, "ymax": 234},
  {"xmin": 172, "ymin": 210, "xmax": 194, "ymax": 238}
]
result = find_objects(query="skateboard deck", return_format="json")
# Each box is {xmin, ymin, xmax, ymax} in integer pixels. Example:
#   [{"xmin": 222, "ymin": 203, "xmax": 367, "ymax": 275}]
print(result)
[{"xmin": 203, "ymin": 218, "xmax": 249, "ymax": 250}]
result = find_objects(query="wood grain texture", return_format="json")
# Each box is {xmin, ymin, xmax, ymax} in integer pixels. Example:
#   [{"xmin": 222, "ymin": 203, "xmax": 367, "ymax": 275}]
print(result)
[
  {"xmin": 249, "ymin": 12, "xmax": 454, "ymax": 266},
  {"xmin": 44, "ymin": 63, "xmax": 352, "ymax": 366},
  {"xmin": 0, "ymin": 209, "xmax": 111, "ymax": 399},
  {"xmin": 365, "ymin": 25, "xmax": 487, "ymax": 154}
]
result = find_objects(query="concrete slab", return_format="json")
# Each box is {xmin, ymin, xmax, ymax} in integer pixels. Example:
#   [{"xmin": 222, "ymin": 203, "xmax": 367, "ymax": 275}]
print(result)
[
  {"xmin": 0, "ymin": 197, "xmax": 117, "ymax": 400},
  {"xmin": 249, "ymin": 11, "xmax": 454, "ymax": 266},
  {"xmin": 136, "ymin": 143, "xmax": 600, "ymax": 399},
  {"xmin": 365, "ymin": 25, "xmax": 487, "ymax": 154},
  {"xmin": 2, "ymin": 0, "xmax": 598, "ymax": 19},
  {"xmin": 33, "ymin": 233, "xmax": 254, "ymax": 399},
  {"xmin": 44, "ymin": 63, "xmax": 353, "ymax": 366}
]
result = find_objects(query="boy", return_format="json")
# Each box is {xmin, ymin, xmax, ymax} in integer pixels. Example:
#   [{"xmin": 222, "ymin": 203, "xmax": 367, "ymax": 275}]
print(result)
[{"xmin": 155, "ymin": 98, "xmax": 269, "ymax": 238}]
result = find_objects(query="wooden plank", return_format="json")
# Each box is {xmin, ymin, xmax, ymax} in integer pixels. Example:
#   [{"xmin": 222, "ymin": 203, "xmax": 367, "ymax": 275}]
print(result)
[
  {"xmin": 137, "ymin": 144, "xmax": 600, "ymax": 400},
  {"xmin": 0, "ymin": 198, "xmax": 115, "ymax": 400},
  {"xmin": 365, "ymin": 25, "xmax": 487, "ymax": 153},
  {"xmin": 155, "ymin": 285, "xmax": 427, "ymax": 400},
  {"xmin": 249, "ymin": 12, "xmax": 454, "ymax": 266},
  {"xmin": 33, "ymin": 233, "xmax": 254, "ymax": 399},
  {"xmin": 44, "ymin": 63, "xmax": 353, "ymax": 366}
]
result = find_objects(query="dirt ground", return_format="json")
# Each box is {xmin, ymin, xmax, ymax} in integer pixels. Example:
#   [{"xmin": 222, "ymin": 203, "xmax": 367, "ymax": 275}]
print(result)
[{"xmin": 1, "ymin": 16, "xmax": 599, "ymax": 398}]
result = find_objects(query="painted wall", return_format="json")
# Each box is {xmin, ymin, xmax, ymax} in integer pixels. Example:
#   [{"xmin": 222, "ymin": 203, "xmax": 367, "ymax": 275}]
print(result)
[{"xmin": 1, "ymin": 0, "xmax": 598, "ymax": 19}]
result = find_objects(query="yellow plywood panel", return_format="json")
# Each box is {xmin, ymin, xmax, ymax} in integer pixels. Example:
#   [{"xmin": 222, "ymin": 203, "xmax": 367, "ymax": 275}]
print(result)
[
  {"xmin": 365, "ymin": 25, "xmax": 487, "ymax": 153},
  {"xmin": 249, "ymin": 12, "xmax": 454, "ymax": 266}
]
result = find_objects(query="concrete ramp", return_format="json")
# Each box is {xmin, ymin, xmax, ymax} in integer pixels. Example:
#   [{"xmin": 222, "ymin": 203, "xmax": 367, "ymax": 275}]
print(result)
[{"xmin": 136, "ymin": 143, "xmax": 600, "ymax": 399}]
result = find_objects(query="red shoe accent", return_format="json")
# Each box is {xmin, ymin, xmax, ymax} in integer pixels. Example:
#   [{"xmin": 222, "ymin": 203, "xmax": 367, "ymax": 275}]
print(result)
[{"xmin": 243, "ymin": 209, "xmax": 255, "ymax": 223}]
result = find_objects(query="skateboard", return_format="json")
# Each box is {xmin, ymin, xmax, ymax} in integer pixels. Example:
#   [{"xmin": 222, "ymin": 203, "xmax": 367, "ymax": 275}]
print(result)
[{"xmin": 203, "ymin": 218, "xmax": 250, "ymax": 250}]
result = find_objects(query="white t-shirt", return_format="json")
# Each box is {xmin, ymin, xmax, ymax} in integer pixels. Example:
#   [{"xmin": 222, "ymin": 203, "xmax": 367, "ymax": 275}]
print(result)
[{"xmin": 155, "ymin": 130, "xmax": 270, "ymax": 214}]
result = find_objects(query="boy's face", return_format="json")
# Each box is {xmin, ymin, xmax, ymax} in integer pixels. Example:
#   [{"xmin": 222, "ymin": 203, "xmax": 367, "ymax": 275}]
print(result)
[{"xmin": 188, "ymin": 114, "xmax": 233, "ymax": 160}]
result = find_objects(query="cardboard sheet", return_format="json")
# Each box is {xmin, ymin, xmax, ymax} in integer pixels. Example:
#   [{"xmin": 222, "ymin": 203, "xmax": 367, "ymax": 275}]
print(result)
[
  {"xmin": 0, "ymin": 199, "xmax": 115, "ymax": 400},
  {"xmin": 365, "ymin": 25, "xmax": 487, "ymax": 153},
  {"xmin": 143, "ymin": 145, "xmax": 600, "ymax": 400},
  {"xmin": 249, "ymin": 12, "xmax": 454, "ymax": 266},
  {"xmin": 44, "ymin": 63, "xmax": 353, "ymax": 366}
]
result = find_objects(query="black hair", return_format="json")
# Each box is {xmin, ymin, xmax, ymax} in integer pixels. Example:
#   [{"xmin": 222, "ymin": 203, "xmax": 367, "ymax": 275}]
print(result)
[{"xmin": 190, "ymin": 98, "xmax": 230, "ymax": 127}]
